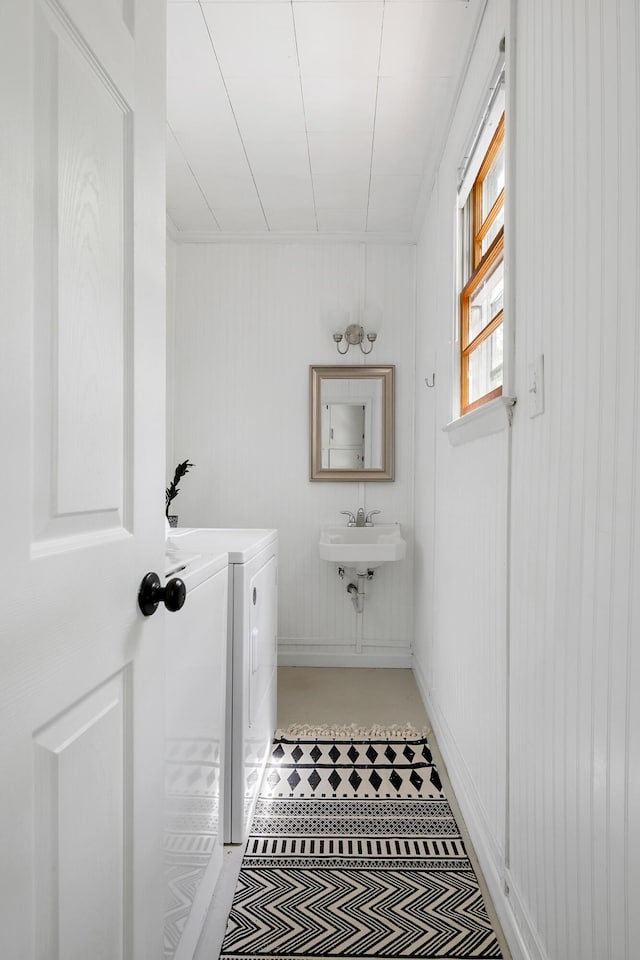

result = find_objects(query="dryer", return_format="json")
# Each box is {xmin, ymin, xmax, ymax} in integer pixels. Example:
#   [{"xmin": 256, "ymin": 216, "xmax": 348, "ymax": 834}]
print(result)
[
  {"xmin": 162, "ymin": 543, "xmax": 228, "ymax": 960},
  {"xmin": 168, "ymin": 528, "xmax": 278, "ymax": 844}
]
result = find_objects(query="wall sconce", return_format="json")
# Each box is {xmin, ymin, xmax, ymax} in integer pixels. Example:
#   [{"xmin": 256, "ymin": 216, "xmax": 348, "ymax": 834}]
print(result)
[{"xmin": 333, "ymin": 323, "xmax": 377, "ymax": 356}]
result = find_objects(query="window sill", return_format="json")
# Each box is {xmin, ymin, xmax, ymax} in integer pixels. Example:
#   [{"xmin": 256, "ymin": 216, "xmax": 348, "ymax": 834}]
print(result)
[{"xmin": 443, "ymin": 395, "xmax": 516, "ymax": 447}]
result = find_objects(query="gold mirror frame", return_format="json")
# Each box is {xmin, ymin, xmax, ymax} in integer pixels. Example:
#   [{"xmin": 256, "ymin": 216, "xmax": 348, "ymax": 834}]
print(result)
[{"xmin": 310, "ymin": 365, "xmax": 395, "ymax": 481}]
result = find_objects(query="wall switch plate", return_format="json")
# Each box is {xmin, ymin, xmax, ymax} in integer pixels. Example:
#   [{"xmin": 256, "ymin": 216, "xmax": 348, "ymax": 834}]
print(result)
[{"xmin": 528, "ymin": 354, "xmax": 545, "ymax": 417}]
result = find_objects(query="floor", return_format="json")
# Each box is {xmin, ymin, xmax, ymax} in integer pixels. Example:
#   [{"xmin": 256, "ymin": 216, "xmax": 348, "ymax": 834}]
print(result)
[
  {"xmin": 195, "ymin": 667, "xmax": 511, "ymax": 960},
  {"xmin": 276, "ymin": 666, "xmax": 431, "ymax": 729}
]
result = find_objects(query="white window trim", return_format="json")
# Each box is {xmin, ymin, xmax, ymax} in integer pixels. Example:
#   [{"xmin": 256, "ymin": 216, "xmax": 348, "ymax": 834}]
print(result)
[
  {"xmin": 443, "ymin": 395, "xmax": 516, "ymax": 446},
  {"xmin": 457, "ymin": 58, "xmax": 506, "ymax": 206},
  {"xmin": 446, "ymin": 45, "xmax": 513, "ymax": 444},
  {"xmin": 458, "ymin": 74, "xmax": 507, "ymax": 209}
]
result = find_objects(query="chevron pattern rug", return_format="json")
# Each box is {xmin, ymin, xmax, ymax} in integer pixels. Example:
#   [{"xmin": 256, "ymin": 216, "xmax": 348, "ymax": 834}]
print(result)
[{"xmin": 219, "ymin": 725, "xmax": 503, "ymax": 959}]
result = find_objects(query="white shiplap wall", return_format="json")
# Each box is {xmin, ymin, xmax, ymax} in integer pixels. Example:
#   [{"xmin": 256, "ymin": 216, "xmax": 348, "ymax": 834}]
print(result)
[
  {"xmin": 413, "ymin": 1, "xmax": 640, "ymax": 959},
  {"xmin": 412, "ymin": 0, "xmax": 512, "ymax": 939},
  {"xmin": 509, "ymin": 1, "xmax": 640, "ymax": 958},
  {"xmin": 168, "ymin": 240, "xmax": 416, "ymax": 665}
]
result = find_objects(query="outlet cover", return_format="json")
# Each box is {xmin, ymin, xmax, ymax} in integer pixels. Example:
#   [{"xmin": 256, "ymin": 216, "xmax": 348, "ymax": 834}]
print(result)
[{"xmin": 528, "ymin": 354, "xmax": 544, "ymax": 417}]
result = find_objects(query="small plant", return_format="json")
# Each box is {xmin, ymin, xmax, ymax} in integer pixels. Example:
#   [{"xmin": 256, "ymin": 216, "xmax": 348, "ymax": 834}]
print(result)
[{"xmin": 166, "ymin": 459, "xmax": 194, "ymax": 518}]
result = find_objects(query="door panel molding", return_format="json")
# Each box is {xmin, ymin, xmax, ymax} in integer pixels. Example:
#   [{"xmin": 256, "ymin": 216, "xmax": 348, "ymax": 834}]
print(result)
[
  {"xmin": 34, "ymin": 668, "xmax": 132, "ymax": 960},
  {"xmin": 32, "ymin": 1, "xmax": 134, "ymax": 554}
]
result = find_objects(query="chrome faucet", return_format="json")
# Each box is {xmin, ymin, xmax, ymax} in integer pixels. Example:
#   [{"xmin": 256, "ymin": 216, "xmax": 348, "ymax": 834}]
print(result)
[{"xmin": 340, "ymin": 508, "xmax": 381, "ymax": 527}]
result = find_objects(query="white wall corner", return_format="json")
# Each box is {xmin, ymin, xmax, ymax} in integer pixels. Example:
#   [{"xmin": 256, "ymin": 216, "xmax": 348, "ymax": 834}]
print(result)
[{"xmin": 166, "ymin": 214, "xmax": 180, "ymax": 244}]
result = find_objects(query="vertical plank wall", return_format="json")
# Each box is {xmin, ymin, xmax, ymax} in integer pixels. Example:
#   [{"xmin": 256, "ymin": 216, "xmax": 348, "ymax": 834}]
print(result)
[
  {"xmin": 414, "ymin": 1, "xmax": 640, "ymax": 959},
  {"xmin": 413, "ymin": 0, "xmax": 511, "ymax": 938},
  {"xmin": 509, "ymin": 1, "xmax": 640, "ymax": 958},
  {"xmin": 168, "ymin": 240, "xmax": 416, "ymax": 665}
]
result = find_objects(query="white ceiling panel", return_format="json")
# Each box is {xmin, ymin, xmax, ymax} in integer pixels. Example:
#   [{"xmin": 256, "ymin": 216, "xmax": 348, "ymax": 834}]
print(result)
[
  {"xmin": 372, "ymin": 129, "xmax": 429, "ymax": 177},
  {"xmin": 166, "ymin": 0, "xmax": 482, "ymax": 238},
  {"xmin": 199, "ymin": 173, "xmax": 265, "ymax": 212},
  {"xmin": 166, "ymin": 130, "xmax": 219, "ymax": 231},
  {"xmin": 301, "ymin": 76, "xmax": 378, "ymax": 133},
  {"xmin": 380, "ymin": 1, "xmax": 432, "ymax": 78},
  {"xmin": 201, "ymin": 2, "xmax": 299, "ymax": 78},
  {"xmin": 264, "ymin": 207, "xmax": 318, "ymax": 232},
  {"xmin": 214, "ymin": 207, "xmax": 270, "ymax": 232},
  {"xmin": 374, "ymin": 75, "xmax": 439, "ymax": 134},
  {"xmin": 242, "ymin": 133, "xmax": 313, "ymax": 178},
  {"xmin": 368, "ymin": 174, "xmax": 423, "ymax": 213},
  {"xmin": 308, "ymin": 130, "xmax": 373, "ymax": 178},
  {"xmin": 294, "ymin": 2, "xmax": 384, "ymax": 78},
  {"xmin": 366, "ymin": 207, "xmax": 416, "ymax": 235},
  {"xmin": 380, "ymin": 1, "xmax": 469, "ymax": 79},
  {"xmin": 167, "ymin": 3, "xmax": 232, "ymax": 129},
  {"xmin": 413, "ymin": 76, "xmax": 453, "ymax": 191},
  {"xmin": 225, "ymin": 78, "xmax": 306, "ymax": 136},
  {"xmin": 313, "ymin": 174, "xmax": 370, "ymax": 210},
  {"xmin": 170, "ymin": 127, "xmax": 251, "ymax": 178},
  {"xmin": 254, "ymin": 175, "xmax": 314, "ymax": 209},
  {"xmin": 168, "ymin": 203, "xmax": 220, "ymax": 232},
  {"xmin": 316, "ymin": 208, "xmax": 367, "ymax": 234}
]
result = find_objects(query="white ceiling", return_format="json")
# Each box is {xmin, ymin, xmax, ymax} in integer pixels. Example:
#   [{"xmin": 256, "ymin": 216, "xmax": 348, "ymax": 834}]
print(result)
[{"xmin": 166, "ymin": 0, "xmax": 479, "ymax": 240}]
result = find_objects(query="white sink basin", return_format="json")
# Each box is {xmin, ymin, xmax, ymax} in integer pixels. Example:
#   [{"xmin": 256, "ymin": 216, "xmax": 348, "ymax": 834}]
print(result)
[{"xmin": 319, "ymin": 523, "xmax": 406, "ymax": 569}]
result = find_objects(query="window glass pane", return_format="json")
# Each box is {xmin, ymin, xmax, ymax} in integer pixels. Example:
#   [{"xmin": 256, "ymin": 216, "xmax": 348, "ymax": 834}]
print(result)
[
  {"xmin": 467, "ymin": 324, "xmax": 503, "ymax": 405},
  {"xmin": 482, "ymin": 141, "xmax": 505, "ymax": 220},
  {"xmin": 468, "ymin": 258, "xmax": 504, "ymax": 343},
  {"xmin": 481, "ymin": 207, "xmax": 504, "ymax": 255}
]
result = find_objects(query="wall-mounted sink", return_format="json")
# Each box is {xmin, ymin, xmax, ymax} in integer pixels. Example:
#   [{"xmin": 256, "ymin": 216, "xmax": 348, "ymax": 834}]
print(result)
[{"xmin": 319, "ymin": 523, "xmax": 406, "ymax": 570}]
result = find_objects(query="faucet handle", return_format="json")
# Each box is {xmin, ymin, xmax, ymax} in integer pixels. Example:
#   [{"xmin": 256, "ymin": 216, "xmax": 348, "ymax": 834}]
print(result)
[
  {"xmin": 365, "ymin": 510, "xmax": 381, "ymax": 526},
  {"xmin": 340, "ymin": 510, "xmax": 356, "ymax": 526}
]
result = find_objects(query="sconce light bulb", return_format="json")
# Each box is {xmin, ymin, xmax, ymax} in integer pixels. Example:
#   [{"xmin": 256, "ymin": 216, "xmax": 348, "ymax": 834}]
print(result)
[
  {"xmin": 367, "ymin": 332, "xmax": 377, "ymax": 342},
  {"xmin": 333, "ymin": 333, "xmax": 343, "ymax": 343}
]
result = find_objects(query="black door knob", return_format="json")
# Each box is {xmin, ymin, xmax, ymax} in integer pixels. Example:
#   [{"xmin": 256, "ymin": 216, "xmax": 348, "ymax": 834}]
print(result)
[{"xmin": 138, "ymin": 572, "xmax": 186, "ymax": 617}]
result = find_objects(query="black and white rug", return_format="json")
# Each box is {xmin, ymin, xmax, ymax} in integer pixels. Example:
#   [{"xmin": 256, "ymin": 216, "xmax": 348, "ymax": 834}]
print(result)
[{"xmin": 220, "ymin": 725, "xmax": 503, "ymax": 959}]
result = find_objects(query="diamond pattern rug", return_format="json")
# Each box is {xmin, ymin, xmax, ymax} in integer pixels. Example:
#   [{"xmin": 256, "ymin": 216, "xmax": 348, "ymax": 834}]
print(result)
[{"xmin": 220, "ymin": 726, "xmax": 503, "ymax": 959}]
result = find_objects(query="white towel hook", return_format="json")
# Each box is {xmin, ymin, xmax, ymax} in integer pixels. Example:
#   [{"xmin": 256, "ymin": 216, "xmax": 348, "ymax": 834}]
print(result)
[{"xmin": 424, "ymin": 373, "xmax": 435, "ymax": 388}]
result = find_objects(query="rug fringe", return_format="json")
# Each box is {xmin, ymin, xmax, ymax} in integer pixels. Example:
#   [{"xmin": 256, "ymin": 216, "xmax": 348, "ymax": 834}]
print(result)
[{"xmin": 274, "ymin": 722, "xmax": 431, "ymax": 740}]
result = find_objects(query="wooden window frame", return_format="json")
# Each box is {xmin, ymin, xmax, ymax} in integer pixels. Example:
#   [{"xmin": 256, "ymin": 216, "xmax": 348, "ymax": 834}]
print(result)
[{"xmin": 460, "ymin": 114, "xmax": 505, "ymax": 416}]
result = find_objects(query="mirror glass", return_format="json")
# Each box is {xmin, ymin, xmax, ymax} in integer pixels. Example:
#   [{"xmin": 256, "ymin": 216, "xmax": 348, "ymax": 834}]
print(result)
[{"xmin": 310, "ymin": 365, "xmax": 394, "ymax": 481}]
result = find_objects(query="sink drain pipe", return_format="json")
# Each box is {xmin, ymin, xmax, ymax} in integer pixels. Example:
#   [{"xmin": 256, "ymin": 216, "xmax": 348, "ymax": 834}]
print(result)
[
  {"xmin": 346, "ymin": 571, "xmax": 374, "ymax": 614},
  {"xmin": 338, "ymin": 567, "xmax": 375, "ymax": 615},
  {"xmin": 346, "ymin": 579, "xmax": 363, "ymax": 614}
]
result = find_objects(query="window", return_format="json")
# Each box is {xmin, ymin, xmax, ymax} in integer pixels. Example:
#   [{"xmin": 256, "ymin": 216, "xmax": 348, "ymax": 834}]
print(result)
[{"xmin": 459, "ymin": 113, "xmax": 505, "ymax": 415}]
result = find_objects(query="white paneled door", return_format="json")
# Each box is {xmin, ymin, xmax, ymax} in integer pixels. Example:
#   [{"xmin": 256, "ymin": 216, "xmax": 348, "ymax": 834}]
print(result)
[{"xmin": 0, "ymin": 1, "xmax": 166, "ymax": 958}]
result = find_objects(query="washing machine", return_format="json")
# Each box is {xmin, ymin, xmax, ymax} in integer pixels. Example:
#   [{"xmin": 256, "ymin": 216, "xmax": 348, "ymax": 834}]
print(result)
[
  {"xmin": 168, "ymin": 528, "xmax": 278, "ymax": 844},
  {"xmin": 162, "ymin": 543, "xmax": 228, "ymax": 959}
]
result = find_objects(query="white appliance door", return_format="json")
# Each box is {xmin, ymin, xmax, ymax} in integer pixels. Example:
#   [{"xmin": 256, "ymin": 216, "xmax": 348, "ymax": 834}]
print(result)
[
  {"xmin": 0, "ymin": 1, "xmax": 167, "ymax": 958},
  {"xmin": 165, "ymin": 560, "xmax": 228, "ymax": 960}
]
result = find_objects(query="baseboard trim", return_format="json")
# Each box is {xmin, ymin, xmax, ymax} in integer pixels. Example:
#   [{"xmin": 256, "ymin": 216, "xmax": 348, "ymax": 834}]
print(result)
[
  {"xmin": 412, "ymin": 659, "xmax": 532, "ymax": 960},
  {"xmin": 503, "ymin": 869, "xmax": 551, "ymax": 960},
  {"xmin": 278, "ymin": 651, "xmax": 413, "ymax": 668}
]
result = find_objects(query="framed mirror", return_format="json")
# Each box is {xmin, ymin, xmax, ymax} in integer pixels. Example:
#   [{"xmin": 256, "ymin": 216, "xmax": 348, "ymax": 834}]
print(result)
[{"xmin": 310, "ymin": 365, "xmax": 394, "ymax": 481}]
